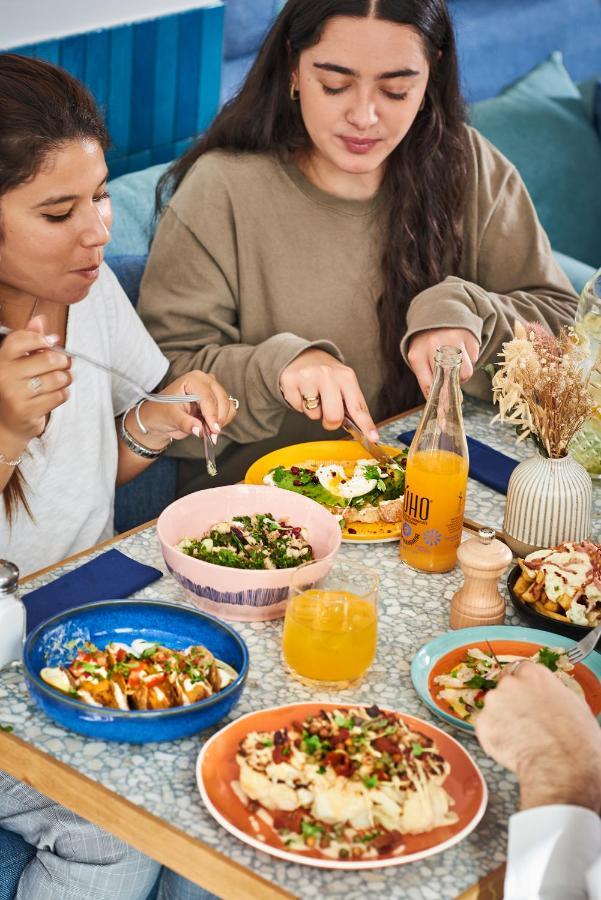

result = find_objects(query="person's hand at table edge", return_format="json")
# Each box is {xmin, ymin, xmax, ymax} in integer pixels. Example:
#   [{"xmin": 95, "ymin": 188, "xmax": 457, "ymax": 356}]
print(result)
[{"xmin": 475, "ymin": 660, "xmax": 601, "ymax": 813}]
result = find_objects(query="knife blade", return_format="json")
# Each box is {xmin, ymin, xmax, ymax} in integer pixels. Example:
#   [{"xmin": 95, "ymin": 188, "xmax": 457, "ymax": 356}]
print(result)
[{"xmin": 341, "ymin": 415, "xmax": 397, "ymax": 465}]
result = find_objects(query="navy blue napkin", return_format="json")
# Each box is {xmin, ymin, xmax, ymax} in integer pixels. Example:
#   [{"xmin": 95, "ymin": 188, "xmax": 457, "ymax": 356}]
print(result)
[
  {"xmin": 23, "ymin": 548, "xmax": 163, "ymax": 634},
  {"xmin": 397, "ymin": 430, "xmax": 519, "ymax": 495}
]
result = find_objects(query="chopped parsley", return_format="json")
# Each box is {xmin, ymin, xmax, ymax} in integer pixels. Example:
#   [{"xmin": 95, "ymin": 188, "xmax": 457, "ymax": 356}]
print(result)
[
  {"xmin": 411, "ymin": 742, "xmax": 424, "ymax": 757},
  {"xmin": 538, "ymin": 647, "xmax": 561, "ymax": 672},
  {"xmin": 301, "ymin": 819, "xmax": 324, "ymax": 838},
  {"xmin": 465, "ymin": 674, "xmax": 498, "ymax": 691},
  {"xmin": 363, "ymin": 774, "xmax": 378, "ymax": 788}
]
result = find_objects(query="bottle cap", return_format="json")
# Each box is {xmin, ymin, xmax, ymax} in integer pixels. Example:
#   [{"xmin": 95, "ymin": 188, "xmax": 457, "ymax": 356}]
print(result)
[{"xmin": 0, "ymin": 560, "xmax": 19, "ymax": 595}]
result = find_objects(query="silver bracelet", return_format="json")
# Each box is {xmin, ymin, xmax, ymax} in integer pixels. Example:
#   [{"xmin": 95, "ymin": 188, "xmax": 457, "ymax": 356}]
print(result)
[
  {"xmin": 0, "ymin": 451, "xmax": 23, "ymax": 467},
  {"xmin": 120, "ymin": 408, "xmax": 172, "ymax": 459},
  {"xmin": 134, "ymin": 399, "xmax": 149, "ymax": 435}
]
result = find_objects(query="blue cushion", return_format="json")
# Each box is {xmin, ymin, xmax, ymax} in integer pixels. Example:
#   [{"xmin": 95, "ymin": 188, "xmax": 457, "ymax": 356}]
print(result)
[
  {"xmin": 107, "ymin": 163, "xmax": 169, "ymax": 258},
  {"xmin": 470, "ymin": 52, "xmax": 601, "ymax": 269},
  {"xmin": 105, "ymin": 255, "xmax": 147, "ymax": 307},
  {"xmin": 223, "ymin": 0, "xmax": 281, "ymax": 60},
  {"xmin": 448, "ymin": 0, "xmax": 601, "ymax": 102},
  {"xmin": 221, "ymin": 52, "xmax": 257, "ymax": 105},
  {"xmin": 114, "ymin": 456, "xmax": 178, "ymax": 534},
  {"xmin": 553, "ymin": 251, "xmax": 596, "ymax": 294},
  {"xmin": 0, "ymin": 827, "xmax": 36, "ymax": 900}
]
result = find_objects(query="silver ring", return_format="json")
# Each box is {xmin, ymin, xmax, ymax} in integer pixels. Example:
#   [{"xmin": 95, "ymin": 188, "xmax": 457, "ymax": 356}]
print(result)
[
  {"xmin": 302, "ymin": 394, "xmax": 321, "ymax": 411},
  {"xmin": 30, "ymin": 376, "xmax": 43, "ymax": 394},
  {"xmin": 228, "ymin": 396, "xmax": 240, "ymax": 410}
]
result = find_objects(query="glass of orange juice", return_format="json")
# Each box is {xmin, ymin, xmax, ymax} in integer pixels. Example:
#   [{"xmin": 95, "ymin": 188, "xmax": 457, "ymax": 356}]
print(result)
[{"xmin": 282, "ymin": 559, "xmax": 379, "ymax": 688}]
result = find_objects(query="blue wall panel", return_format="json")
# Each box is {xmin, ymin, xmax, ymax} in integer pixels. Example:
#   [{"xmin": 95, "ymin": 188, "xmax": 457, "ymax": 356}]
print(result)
[
  {"xmin": 153, "ymin": 17, "xmax": 178, "ymax": 149},
  {"xmin": 198, "ymin": 5, "xmax": 224, "ymax": 132},
  {"xmin": 59, "ymin": 35, "xmax": 86, "ymax": 81},
  {"xmin": 107, "ymin": 27, "xmax": 133, "ymax": 164},
  {"xmin": 130, "ymin": 20, "xmax": 157, "ymax": 154},
  {"xmin": 6, "ymin": 4, "xmax": 225, "ymax": 175},
  {"xmin": 34, "ymin": 40, "xmax": 60, "ymax": 65}
]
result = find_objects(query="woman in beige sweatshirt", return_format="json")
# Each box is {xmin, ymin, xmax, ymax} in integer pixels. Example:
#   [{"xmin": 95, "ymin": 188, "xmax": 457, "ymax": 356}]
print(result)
[{"xmin": 138, "ymin": 0, "xmax": 577, "ymax": 494}]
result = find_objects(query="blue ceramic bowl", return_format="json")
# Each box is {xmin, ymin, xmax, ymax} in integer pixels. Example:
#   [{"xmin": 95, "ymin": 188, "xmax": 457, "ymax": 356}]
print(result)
[{"xmin": 23, "ymin": 599, "xmax": 249, "ymax": 742}]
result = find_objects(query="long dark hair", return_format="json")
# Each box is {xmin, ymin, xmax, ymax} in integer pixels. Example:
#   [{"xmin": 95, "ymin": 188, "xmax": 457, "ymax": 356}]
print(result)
[
  {"xmin": 0, "ymin": 54, "xmax": 109, "ymax": 521},
  {"xmin": 158, "ymin": 0, "xmax": 469, "ymax": 417}
]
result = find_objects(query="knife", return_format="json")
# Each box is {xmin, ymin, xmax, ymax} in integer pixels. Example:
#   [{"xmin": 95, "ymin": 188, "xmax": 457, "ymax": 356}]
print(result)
[{"xmin": 341, "ymin": 415, "xmax": 398, "ymax": 465}]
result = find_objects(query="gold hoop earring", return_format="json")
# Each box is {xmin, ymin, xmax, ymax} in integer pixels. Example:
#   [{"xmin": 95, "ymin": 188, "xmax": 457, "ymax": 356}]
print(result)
[{"xmin": 290, "ymin": 82, "xmax": 299, "ymax": 101}]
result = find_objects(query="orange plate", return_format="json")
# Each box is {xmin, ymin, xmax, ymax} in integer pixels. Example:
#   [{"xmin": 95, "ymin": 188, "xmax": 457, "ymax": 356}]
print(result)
[
  {"xmin": 196, "ymin": 702, "xmax": 487, "ymax": 870},
  {"xmin": 244, "ymin": 441, "xmax": 404, "ymax": 543},
  {"xmin": 429, "ymin": 640, "xmax": 601, "ymax": 723}
]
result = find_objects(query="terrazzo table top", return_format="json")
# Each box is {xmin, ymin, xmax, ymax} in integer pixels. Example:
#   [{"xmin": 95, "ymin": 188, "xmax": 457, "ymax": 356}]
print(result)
[{"xmin": 1, "ymin": 397, "xmax": 599, "ymax": 900}]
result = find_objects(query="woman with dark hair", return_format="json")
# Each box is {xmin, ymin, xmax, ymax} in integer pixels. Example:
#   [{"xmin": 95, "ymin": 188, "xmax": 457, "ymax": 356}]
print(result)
[
  {"xmin": 0, "ymin": 54, "xmax": 237, "ymax": 576},
  {"xmin": 0, "ymin": 53, "xmax": 235, "ymax": 898},
  {"xmin": 139, "ymin": 0, "xmax": 577, "ymax": 494}
]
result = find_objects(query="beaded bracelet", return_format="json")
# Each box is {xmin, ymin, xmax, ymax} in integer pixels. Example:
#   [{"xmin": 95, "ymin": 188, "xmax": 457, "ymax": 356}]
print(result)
[
  {"xmin": 0, "ymin": 451, "xmax": 23, "ymax": 467},
  {"xmin": 119, "ymin": 407, "xmax": 172, "ymax": 459}
]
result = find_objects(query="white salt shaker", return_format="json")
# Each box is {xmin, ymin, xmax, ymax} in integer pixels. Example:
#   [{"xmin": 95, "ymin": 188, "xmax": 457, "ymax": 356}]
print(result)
[{"xmin": 0, "ymin": 560, "xmax": 25, "ymax": 668}]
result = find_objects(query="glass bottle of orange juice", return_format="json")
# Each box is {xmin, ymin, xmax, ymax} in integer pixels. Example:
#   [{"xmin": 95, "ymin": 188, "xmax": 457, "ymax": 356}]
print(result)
[{"xmin": 400, "ymin": 346, "xmax": 469, "ymax": 573}]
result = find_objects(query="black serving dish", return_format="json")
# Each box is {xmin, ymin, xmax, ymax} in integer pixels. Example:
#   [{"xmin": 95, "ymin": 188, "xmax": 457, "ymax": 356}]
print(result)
[{"xmin": 507, "ymin": 566, "xmax": 600, "ymax": 651}]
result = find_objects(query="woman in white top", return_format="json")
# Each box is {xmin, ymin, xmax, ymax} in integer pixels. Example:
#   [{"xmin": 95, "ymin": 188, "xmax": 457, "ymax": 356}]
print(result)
[
  {"xmin": 0, "ymin": 54, "xmax": 234, "ymax": 899},
  {"xmin": 0, "ymin": 54, "xmax": 237, "ymax": 577}
]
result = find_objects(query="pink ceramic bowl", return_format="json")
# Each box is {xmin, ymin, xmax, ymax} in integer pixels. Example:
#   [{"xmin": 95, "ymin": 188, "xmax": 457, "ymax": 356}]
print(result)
[{"xmin": 157, "ymin": 484, "xmax": 342, "ymax": 621}]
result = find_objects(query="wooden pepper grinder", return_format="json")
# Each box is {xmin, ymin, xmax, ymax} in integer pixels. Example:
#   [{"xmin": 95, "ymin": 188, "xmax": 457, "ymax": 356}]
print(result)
[{"xmin": 449, "ymin": 528, "xmax": 513, "ymax": 628}]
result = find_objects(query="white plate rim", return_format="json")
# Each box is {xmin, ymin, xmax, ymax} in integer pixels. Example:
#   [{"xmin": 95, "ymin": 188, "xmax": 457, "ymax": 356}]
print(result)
[{"xmin": 196, "ymin": 701, "xmax": 488, "ymax": 870}]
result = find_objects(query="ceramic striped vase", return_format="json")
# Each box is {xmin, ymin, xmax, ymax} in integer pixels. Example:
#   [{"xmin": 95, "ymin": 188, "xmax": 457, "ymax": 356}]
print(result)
[{"xmin": 503, "ymin": 453, "xmax": 592, "ymax": 556}]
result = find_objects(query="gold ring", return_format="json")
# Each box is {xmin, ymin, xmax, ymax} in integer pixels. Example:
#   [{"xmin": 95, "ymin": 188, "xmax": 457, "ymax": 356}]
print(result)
[
  {"xmin": 228, "ymin": 396, "xmax": 240, "ymax": 410},
  {"xmin": 30, "ymin": 376, "xmax": 42, "ymax": 394},
  {"xmin": 302, "ymin": 395, "xmax": 321, "ymax": 410}
]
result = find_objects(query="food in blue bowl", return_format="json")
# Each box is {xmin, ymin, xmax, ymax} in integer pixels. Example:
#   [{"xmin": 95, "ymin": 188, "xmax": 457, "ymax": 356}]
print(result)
[{"xmin": 23, "ymin": 599, "xmax": 249, "ymax": 742}]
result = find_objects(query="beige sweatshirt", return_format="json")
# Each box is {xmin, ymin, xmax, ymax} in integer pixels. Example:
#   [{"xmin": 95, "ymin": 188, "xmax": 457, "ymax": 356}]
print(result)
[{"xmin": 138, "ymin": 126, "xmax": 577, "ymax": 468}]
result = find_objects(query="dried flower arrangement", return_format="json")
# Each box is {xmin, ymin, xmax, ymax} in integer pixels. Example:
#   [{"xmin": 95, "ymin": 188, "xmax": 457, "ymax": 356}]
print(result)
[{"xmin": 491, "ymin": 322, "xmax": 598, "ymax": 459}]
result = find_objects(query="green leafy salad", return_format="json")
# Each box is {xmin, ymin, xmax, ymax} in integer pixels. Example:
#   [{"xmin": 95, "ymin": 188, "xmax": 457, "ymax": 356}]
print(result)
[
  {"xmin": 264, "ymin": 453, "xmax": 407, "ymax": 512},
  {"xmin": 176, "ymin": 513, "xmax": 314, "ymax": 570}
]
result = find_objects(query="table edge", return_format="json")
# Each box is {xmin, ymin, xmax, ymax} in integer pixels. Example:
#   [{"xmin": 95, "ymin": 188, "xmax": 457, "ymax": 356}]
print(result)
[{"xmin": 0, "ymin": 731, "xmax": 294, "ymax": 899}]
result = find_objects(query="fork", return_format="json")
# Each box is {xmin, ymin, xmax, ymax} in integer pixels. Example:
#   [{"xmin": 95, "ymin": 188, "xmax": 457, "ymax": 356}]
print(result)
[
  {"xmin": 0, "ymin": 325, "xmax": 218, "ymax": 476},
  {"xmin": 0, "ymin": 326, "xmax": 203, "ymax": 404},
  {"xmin": 567, "ymin": 623, "xmax": 601, "ymax": 664}
]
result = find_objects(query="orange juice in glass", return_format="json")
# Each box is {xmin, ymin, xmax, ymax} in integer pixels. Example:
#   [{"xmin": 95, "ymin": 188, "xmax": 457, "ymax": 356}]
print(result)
[
  {"xmin": 400, "ymin": 346, "xmax": 469, "ymax": 573},
  {"xmin": 282, "ymin": 559, "xmax": 378, "ymax": 688}
]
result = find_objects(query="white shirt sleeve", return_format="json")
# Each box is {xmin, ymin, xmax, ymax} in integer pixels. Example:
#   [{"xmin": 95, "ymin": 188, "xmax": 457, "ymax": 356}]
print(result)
[
  {"xmin": 98, "ymin": 263, "xmax": 169, "ymax": 414},
  {"xmin": 505, "ymin": 805, "xmax": 601, "ymax": 900}
]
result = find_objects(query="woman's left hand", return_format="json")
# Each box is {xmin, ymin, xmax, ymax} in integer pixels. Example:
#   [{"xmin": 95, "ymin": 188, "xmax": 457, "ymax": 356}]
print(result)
[
  {"xmin": 136, "ymin": 371, "xmax": 237, "ymax": 443},
  {"xmin": 407, "ymin": 328, "xmax": 480, "ymax": 399}
]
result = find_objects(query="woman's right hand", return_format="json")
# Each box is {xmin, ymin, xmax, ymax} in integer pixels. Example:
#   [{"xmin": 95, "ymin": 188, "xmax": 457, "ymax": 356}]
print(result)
[
  {"xmin": 0, "ymin": 318, "xmax": 71, "ymax": 453},
  {"xmin": 279, "ymin": 348, "xmax": 379, "ymax": 441}
]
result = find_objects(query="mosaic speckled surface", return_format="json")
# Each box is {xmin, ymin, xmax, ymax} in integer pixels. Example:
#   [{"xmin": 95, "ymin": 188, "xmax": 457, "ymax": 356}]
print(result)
[{"xmin": 1, "ymin": 398, "xmax": 599, "ymax": 900}]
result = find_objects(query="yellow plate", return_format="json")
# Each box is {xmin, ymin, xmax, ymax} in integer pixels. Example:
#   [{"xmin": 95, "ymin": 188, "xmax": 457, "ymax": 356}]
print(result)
[{"xmin": 244, "ymin": 440, "xmax": 404, "ymax": 543}]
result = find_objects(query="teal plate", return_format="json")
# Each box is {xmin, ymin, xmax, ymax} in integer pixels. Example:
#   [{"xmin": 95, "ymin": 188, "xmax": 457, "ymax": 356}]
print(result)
[{"xmin": 411, "ymin": 625, "xmax": 601, "ymax": 736}]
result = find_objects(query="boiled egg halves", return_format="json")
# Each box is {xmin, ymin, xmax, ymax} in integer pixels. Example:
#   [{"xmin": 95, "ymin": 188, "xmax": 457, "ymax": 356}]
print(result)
[{"xmin": 315, "ymin": 463, "xmax": 377, "ymax": 499}]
